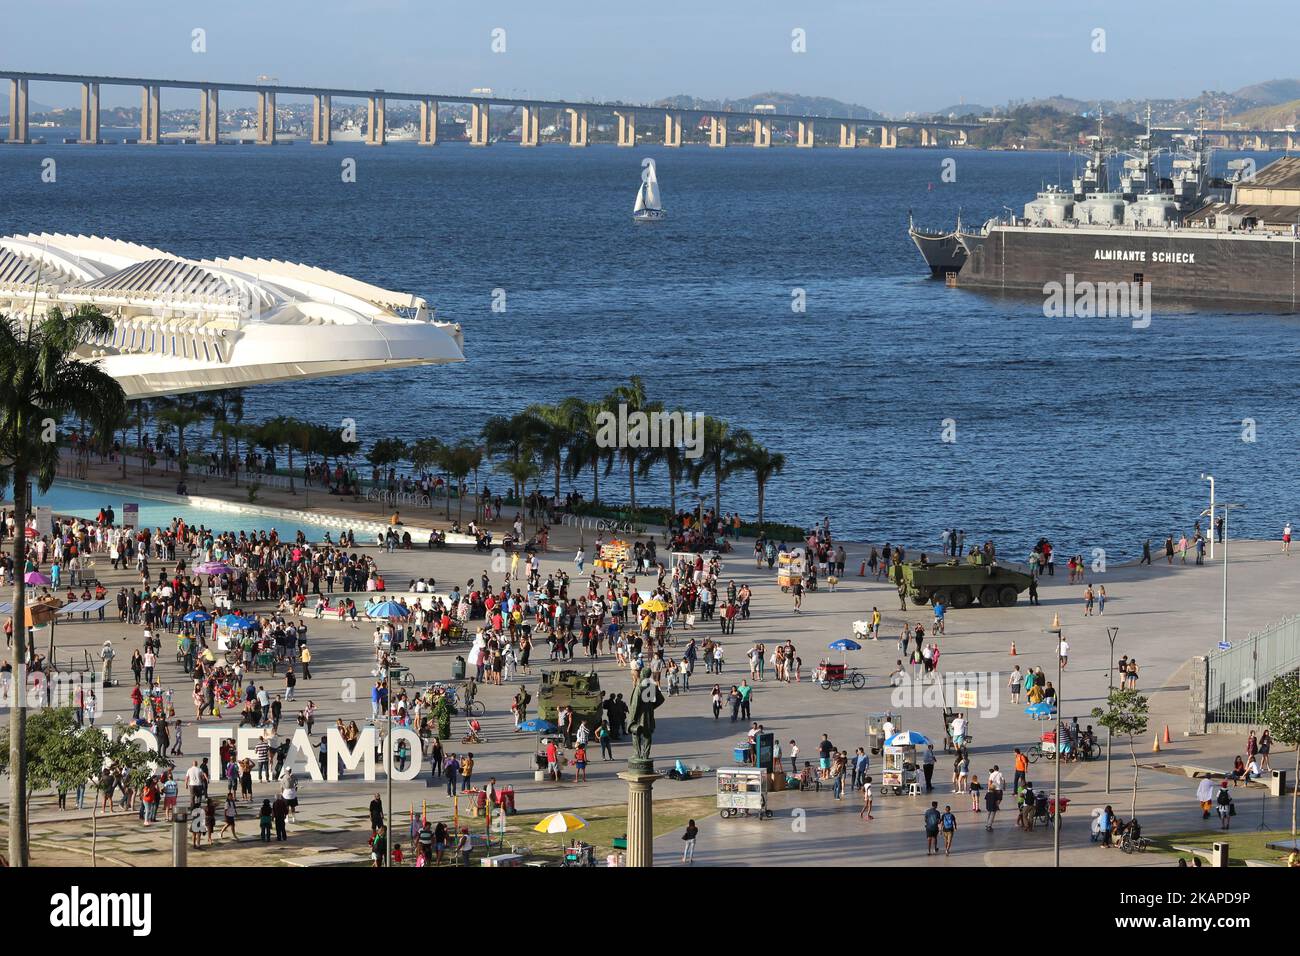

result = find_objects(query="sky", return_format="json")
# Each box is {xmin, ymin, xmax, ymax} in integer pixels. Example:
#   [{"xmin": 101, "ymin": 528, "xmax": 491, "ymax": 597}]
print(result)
[{"xmin": 4, "ymin": 0, "xmax": 1297, "ymax": 115}]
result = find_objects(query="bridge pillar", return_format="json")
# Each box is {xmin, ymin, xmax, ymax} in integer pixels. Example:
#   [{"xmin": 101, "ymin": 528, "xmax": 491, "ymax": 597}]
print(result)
[
  {"xmin": 310, "ymin": 94, "xmax": 332, "ymax": 145},
  {"xmin": 709, "ymin": 116, "xmax": 728, "ymax": 148},
  {"xmin": 566, "ymin": 108, "xmax": 588, "ymax": 147},
  {"xmin": 469, "ymin": 103, "xmax": 490, "ymax": 146},
  {"xmin": 839, "ymin": 122, "xmax": 856, "ymax": 148},
  {"xmin": 796, "ymin": 119, "xmax": 814, "ymax": 148},
  {"xmin": 79, "ymin": 81, "xmax": 100, "ymax": 144},
  {"xmin": 752, "ymin": 117, "xmax": 771, "ymax": 147},
  {"xmin": 255, "ymin": 90, "xmax": 277, "ymax": 145},
  {"xmin": 7, "ymin": 78, "xmax": 28, "ymax": 144},
  {"xmin": 137, "ymin": 85, "xmax": 161, "ymax": 144},
  {"xmin": 664, "ymin": 112, "xmax": 682, "ymax": 147},
  {"xmin": 366, "ymin": 96, "xmax": 386, "ymax": 146},
  {"xmin": 921, "ymin": 128, "xmax": 932, "ymax": 147},
  {"xmin": 879, "ymin": 126, "xmax": 897, "ymax": 148},
  {"xmin": 198, "ymin": 87, "xmax": 220, "ymax": 144},
  {"xmin": 957, "ymin": 129, "xmax": 968, "ymax": 146},
  {"xmin": 518, "ymin": 106, "xmax": 539, "ymax": 146},
  {"xmin": 615, "ymin": 111, "xmax": 635, "ymax": 147},
  {"xmin": 418, "ymin": 98, "xmax": 438, "ymax": 145}
]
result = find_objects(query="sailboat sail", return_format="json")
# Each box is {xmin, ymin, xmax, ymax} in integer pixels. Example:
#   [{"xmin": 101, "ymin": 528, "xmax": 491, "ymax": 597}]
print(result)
[
  {"xmin": 643, "ymin": 166, "xmax": 662, "ymax": 210},
  {"xmin": 634, "ymin": 158, "xmax": 664, "ymax": 219},
  {"xmin": 633, "ymin": 182, "xmax": 648, "ymax": 213}
]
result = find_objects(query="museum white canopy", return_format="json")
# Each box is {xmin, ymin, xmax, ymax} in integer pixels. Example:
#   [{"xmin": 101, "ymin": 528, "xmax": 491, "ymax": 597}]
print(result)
[{"xmin": 0, "ymin": 233, "xmax": 465, "ymax": 399}]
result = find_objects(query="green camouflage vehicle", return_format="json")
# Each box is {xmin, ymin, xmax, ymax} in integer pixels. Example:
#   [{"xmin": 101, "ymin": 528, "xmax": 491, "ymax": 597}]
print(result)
[
  {"xmin": 900, "ymin": 557, "xmax": 1032, "ymax": 609},
  {"xmin": 537, "ymin": 669, "xmax": 604, "ymax": 728}
]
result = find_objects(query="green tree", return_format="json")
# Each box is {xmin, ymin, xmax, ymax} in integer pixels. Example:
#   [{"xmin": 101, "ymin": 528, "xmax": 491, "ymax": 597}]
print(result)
[
  {"xmin": 523, "ymin": 403, "xmax": 571, "ymax": 502},
  {"xmin": 366, "ymin": 437, "xmax": 408, "ymax": 494},
  {"xmin": 1092, "ymin": 688, "xmax": 1150, "ymax": 820},
  {"xmin": 608, "ymin": 377, "xmax": 658, "ymax": 514},
  {"xmin": 736, "ymin": 438, "xmax": 785, "ymax": 529},
  {"xmin": 689, "ymin": 416, "xmax": 751, "ymax": 517},
  {"xmin": 560, "ymin": 396, "xmax": 614, "ymax": 506},
  {"xmin": 0, "ymin": 304, "xmax": 126, "ymax": 867},
  {"xmin": 126, "ymin": 398, "xmax": 152, "ymax": 477},
  {"xmin": 155, "ymin": 393, "xmax": 212, "ymax": 475},
  {"xmin": 1262, "ymin": 673, "xmax": 1300, "ymax": 845},
  {"xmin": 439, "ymin": 441, "xmax": 483, "ymax": 524},
  {"xmin": 208, "ymin": 388, "xmax": 245, "ymax": 474}
]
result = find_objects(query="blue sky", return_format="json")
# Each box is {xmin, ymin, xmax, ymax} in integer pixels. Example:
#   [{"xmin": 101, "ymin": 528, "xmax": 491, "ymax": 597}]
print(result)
[{"xmin": 5, "ymin": 0, "xmax": 1295, "ymax": 114}]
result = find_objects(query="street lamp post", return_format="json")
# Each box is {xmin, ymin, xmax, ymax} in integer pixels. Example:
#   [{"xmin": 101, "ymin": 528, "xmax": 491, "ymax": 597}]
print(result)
[
  {"xmin": 1201, "ymin": 474, "xmax": 1215, "ymax": 560},
  {"xmin": 1219, "ymin": 503, "xmax": 1244, "ymax": 651},
  {"xmin": 1105, "ymin": 626, "xmax": 1119, "ymax": 793},
  {"xmin": 383, "ymin": 657, "xmax": 393, "ymax": 868}
]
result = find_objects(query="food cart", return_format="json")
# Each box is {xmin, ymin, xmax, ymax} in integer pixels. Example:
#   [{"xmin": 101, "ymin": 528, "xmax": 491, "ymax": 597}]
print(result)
[
  {"xmin": 864, "ymin": 712, "xmax": 898, "ymax": 756},
  {"xmin": 716, "ymin": 767, "xmax": 772, "ymax": 819},
  {"xmin": 777, "ymin": 548, "xmax": 805, "ymax": 592},
  {"xmin": 878, "ymin": 731, "xmax": 929, "ymax": 796},
  {"xmin": 595, "ymin": 539, "xmax": 630, "ymax": 573}
]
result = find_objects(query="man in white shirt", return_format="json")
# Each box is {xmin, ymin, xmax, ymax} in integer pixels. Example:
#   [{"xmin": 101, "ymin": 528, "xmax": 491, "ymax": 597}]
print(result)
[
  {"xmin": 1058, "ymin": 639, "xmax": 1070, "ymax": 669},
  {"xmin": 184, "ymin": 760, "xmax": 207, "ymax": 804}
]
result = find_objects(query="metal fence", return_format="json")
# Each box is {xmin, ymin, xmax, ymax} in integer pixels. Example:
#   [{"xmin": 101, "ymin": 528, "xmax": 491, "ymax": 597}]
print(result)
[{"xmin": 1205, "ymin": 614, "xmax": 1300, "ymax": 725}]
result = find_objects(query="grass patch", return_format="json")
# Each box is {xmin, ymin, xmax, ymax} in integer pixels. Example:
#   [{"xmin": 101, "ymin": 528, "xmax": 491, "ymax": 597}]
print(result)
[
  {"xmin": 476, "ymin": 795, "xmax": 715, "ymax": 864},
  {"xmin": 1148, "ymin": 829, "xmax": 1299, "ymax": 866}
]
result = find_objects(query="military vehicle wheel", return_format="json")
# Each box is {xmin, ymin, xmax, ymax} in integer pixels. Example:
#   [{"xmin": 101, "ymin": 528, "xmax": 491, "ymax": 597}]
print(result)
[
  {"xmin": 914, "ymin": 590, "xmax": 931, "ymax": 605},
  {"xmin": 999, "ymin": 586, "xmax": 1019, "ymax": 607},
  {"xmin": 929, "ymin": 589, "xmax": 948, "ymax": 607},
  {"xmin": 979, "ymin": 586, "xmax": 999, "ymax": 607},
  {"xmin": 950, "ymin": 588, "xmax": 973, "ymax": 609}
]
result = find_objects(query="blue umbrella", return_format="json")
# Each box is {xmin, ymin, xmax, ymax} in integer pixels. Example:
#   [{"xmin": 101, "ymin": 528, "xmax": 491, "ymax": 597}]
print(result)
[
  {"xmin": 518, "ymin": 719, "xmax": 557, "ymax": 733},
  {"xmin": 884, "ymin": 731, "xmax": 930, "ymax": 746},
  {"xmin": 367, "ymin": 600, "xmax": 411, "ymax": 619},
  {"xmin": 1024, "ymin": 702, "xmax": 1057, "ymax": 717},
  {"xmin": 828, "ymin": 639, "xmax": 862, "ymax": 652},
  {"xmin": 183, "ymin": 610, "xmax": 213, "ymax": 623},
  {"xmin": 218, "ymin": 614, "xmax": 256, "ymax": 630}
]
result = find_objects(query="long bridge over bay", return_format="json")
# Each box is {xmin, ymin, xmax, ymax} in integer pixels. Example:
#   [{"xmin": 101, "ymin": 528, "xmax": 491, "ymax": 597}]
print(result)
[{"xmin": 2, "ymin": 70, "xmax": 981, "ymax": 149}]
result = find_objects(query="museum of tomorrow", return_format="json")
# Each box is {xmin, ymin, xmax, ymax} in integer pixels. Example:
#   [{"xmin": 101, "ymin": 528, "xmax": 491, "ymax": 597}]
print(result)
[{"xmin": 0, "ymin": 232, "xmax": 465, "ymax": 398}]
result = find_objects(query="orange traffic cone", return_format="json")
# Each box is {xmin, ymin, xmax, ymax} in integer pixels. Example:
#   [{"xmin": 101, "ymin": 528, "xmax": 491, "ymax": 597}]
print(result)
[
  {"xmin": 1052, "ymin": 612, "xmax": 1061, "ymax": 629},
  {"xmin": 1163, "ymin": 725, "xmax": 1171, "ymax": 745},
  {"xmin": 859, "ymin": 560, "xmax": 866, "ymax": 577},
  {"xmin": 1151, "ymin": 735, "xmax": 1161, "ymax": 753},
  {"xmin": 1009, "ymin": 641, "xmax": 1017, "ymax": 656}
]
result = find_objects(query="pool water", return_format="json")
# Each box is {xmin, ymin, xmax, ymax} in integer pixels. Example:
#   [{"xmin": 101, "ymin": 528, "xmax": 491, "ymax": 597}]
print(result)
[{"xmin": 9, "ymin": 481, "xmax": 339, "ymax": 542}]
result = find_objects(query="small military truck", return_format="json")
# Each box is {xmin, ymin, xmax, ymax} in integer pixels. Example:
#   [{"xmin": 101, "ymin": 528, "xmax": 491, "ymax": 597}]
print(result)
[
  {"xmin": 537, "ymin": 669, "xmax": 604, "ymax": 728},
  {"xmin": 900, "ymin": 557, "xmax": 1032, "ymax": 609}
]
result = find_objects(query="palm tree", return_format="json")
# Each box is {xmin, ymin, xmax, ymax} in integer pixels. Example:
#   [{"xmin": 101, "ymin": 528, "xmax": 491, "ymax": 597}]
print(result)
[
  {"xmin": 0, "ymin": 304, "xmax": 126, "ymax": 867},
  {"xmin": 496, "ymin": 453, "xmax": 541, "ymax": 531},
  {"xmin": 560, "ymin": 396, "xmax": 614, "ymax": 506},
  {"xmin": 689, "ymin": 416, "xmax": 751, "ymax": 517},
  {"xmin": 410, "ymin": 438, "xmax": 445, "ymax": 510},
  {"xmin": 126, "ymin": 398, "xmax": 152, "ymax": 477},
  {"xmin": 523, "ymin": 403, "xmax": 570, "ymax": 502},
  {"xmin": 155, "ymin": 394, "xmax": 212, "ymax": 476},
  {"xmin": 651, "ymin": 406, "xmax": 693, "ymax": 516},
  {"xmin": 481, "ymin": 412, "xmax": 534, "ymax": 503},
  {"xmin": 208, "ymin": 388, "xmax": 245, "ymax": 476},
  {"xmin": 438, "ymin": 441, "xmax": 483, "ymax": 523},
  {"xmin": 608, "ymin": 377, "xmax": 659, "ymax": 513},
  {"xmin": 736, "ymin": 438, "xmax": 786, "ymax": 529}
]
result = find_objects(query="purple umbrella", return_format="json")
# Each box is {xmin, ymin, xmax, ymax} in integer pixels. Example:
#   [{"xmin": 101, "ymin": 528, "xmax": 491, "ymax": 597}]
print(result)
[
  {"xmin": 24, "ymin": 571, "xmax": 50, "ymax": 586},
  {"xmin": 195, "ymin": 561, "xmax": 234, "ymax": 576}
]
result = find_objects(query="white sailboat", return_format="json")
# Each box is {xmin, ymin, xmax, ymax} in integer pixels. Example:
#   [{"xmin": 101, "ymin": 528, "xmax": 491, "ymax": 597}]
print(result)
[{"xmin": 633, "ymin": 158, "xmax": 666, "ymax": 222}]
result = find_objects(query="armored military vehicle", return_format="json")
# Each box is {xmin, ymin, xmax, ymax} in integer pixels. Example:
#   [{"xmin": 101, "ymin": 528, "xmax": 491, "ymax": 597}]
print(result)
[
  {"xmin": 901, "ymin": 557, "xmax": 1032, "ymax": 609},
  {"xmin": 537, "ymin": 669, "xmax": 604, "ymax": 728}
]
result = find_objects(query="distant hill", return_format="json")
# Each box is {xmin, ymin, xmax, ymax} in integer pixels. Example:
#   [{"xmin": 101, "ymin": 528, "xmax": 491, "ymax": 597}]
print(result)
[
  {"xmin": 1232, "ymin": 79, "xmax": 1300, "ymax": 108},
  {"xmin": 654, "ymin": 91, "xmax": 881, "ymax": 119},
  {"xmin": 1229, "ymin": 99, "xmax": 1300, "ymax": 130},
  {"xmin": 929, "ymin": 104, "xmax": 994, "ymax": 119}
]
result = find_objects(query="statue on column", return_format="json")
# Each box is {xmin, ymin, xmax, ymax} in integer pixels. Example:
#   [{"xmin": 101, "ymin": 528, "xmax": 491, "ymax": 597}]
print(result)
[{"xmin": 626, "ymin": 674, "xmax": 664, "ymax": 773}]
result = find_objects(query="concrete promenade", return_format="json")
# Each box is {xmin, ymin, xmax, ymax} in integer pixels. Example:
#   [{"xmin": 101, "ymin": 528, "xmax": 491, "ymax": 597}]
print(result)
[{"xmin": 6, "ymin": 466, "xmax": 1299, "ymax": 867}]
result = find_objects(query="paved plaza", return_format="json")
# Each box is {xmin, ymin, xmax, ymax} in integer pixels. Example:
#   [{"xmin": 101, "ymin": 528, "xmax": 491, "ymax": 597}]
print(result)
[{"xmin": 9, "ymin": 473, "xmax": 1298, "ymax": 866}]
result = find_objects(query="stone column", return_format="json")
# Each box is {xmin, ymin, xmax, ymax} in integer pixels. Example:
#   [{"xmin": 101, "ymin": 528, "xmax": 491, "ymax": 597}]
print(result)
[
  {"xmin": 619, "ymin": 769, "xmax": 658, "ymax": 868},
  {"xmin": 469, "ymin": 103, "xmax": 489, "ymax": 146},
  {"xmin": 257, "ymin": 90, "xmax": 276, "ymax": 145},
  {"xmin": 615, "ymin": 111, "xmax": 635, "ymax": 147},
  {"xmin": 709, "ymin": 116, "xmax": 727, "ymax": 148},
  {"xmin": 753, "ymin": 117, "xmax": 770, "ymax": 148},
  {"xmin": 880, "ymin": 126, "xmax": 896, "ymax": 148},
  {"xmin": 8, "ymin": 78, "xmax": 29, "ymax": 144},
  {"xmin": 140, "ymin": 85, "xmax": 161, "ymax": 144},
  {"xmin": 199, "ymin": 87, "xmax": 220, "ymax": 144},
  {"xmin": 79, "ymin": 81, "xmax": 100, "ymax": 143},
  {"xmin": 567, "ymin": 108, "xmax": 588, "ymax": 147},
  {"xmin": 311, "ymin": 94, "xmax": 332, "ymax": 145},
  {"xmin": 797, "ymin": 119, "xmax": 814, "ymax": 148},
  {"xmin": 419, "ymin": 98, "xmax": 438, "ymax": 145},
  {"xmin": 839, "ymin": 122, "xmax": 856, "ymax": 148},
  {"xmin": 367, "ymin": 96, "xmax": 385, "ymax": 146},
  {"xmin": 664, "ymin": 112, "xmax": 681, "ymax": 147}
]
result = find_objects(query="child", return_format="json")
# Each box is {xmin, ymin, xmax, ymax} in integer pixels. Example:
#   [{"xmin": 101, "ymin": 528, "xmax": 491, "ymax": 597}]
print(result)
[
  {"xmin": 391, "ymin": 842, "xmax": 404, "ymax": 866},
  {"xmin": 859, "ymin": 776, "xmax": 874, "ymax": 821},
  {"xmin": 969, "ymin": 774, "xmax": 982, "ymax": 812}
]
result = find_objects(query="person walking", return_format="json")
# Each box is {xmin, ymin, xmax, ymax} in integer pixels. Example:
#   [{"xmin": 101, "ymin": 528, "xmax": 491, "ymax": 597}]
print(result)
[
  {"xmin": 681, "ymin": 819, "xmax": 698, "ymax": 863},
  {"xmin": 924, "ymin": 801, "xmax": 941, "ymax": 856},
  {"xmin": 940, "ymin": 804, "xmax": 957, "ymax": 855},
  {"xmin": 860, "ymin": 776, "xmax": 874, "ymax": 821}
]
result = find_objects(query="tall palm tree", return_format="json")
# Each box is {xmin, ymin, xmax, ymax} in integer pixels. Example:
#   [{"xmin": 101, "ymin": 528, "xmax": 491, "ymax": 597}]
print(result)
[
  {"xmin": 736, "ymin": 437, "xmax": 786, "ymax": 529},
  {"xmin": 608, "ymin": 377, "xmax": 659, "ymax": 513},
  {"xmin": 495, "ymin": 454, "xmax": 541, "ymax": 530},
  {"xmin": 481, "ymin": 412, "xmax": 533, "ymax": 503},
  {"xmin": 651, "ymin": 406, "xmax": 694, "ymax": 516},
  {"xmin": 523, "ymin": 403, "xmax": 570, "ymax": 502},
  {"xmin": 438, "ymin": 441, "xmax": 483, "ymax": 524},
  {"xmin": 560, "ymin": 396, "xmax": 614, "ymax": 506},
  {"xmin": 689, "ymin": 416, "xmax": 751, "ymax": 517},
  {"xmin": 155, "ymin": 394, "xmax": 211, "ymax": 476},
  {"xmin": 0, "ymin": 305, "xmax": 126, "ymax": 867},
  {"xmin": 208, "ymin": 388, "xmax": 245, "ymax": 475},
  {"xmin": 410, "ymin": 437, "xmax": 445, "ymax": 510},
  {"xmin": 126, "ymin": 398, "xmax": 152, "ymax": 477}
]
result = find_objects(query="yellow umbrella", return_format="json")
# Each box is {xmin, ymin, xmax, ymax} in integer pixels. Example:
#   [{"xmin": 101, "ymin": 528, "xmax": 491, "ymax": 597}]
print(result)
[
  {"xmin": 533, "ymin": 811, "xmax": 588, "ymax": 834},
  {"xmin": 641, "ymin": 599, "xmax": 668, "ymax": 613}
]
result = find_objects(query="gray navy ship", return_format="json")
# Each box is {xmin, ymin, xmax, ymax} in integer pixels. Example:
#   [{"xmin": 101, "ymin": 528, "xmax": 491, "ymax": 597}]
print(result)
[{"xmin": 912, "ymin": 118, "xmax": 1300, "ymax": 310}]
